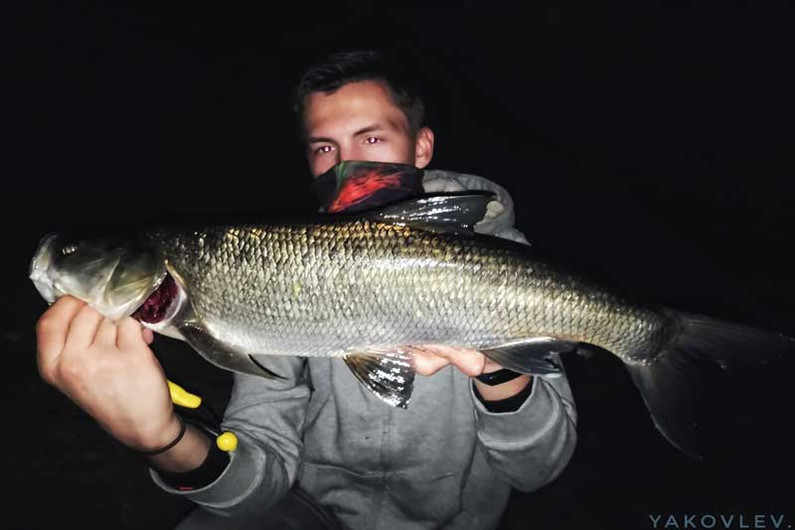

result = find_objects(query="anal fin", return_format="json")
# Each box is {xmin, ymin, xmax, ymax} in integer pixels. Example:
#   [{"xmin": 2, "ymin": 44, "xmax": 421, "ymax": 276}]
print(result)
[{"xmin": 481, "ymin": 337, "xmax": 578, "ymax": 376}]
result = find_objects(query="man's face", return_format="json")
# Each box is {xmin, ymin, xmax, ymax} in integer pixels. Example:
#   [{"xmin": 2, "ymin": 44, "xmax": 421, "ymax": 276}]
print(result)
[{"xmin": 302, "ymin": 80, "xmax": 434, "ymax": 177}]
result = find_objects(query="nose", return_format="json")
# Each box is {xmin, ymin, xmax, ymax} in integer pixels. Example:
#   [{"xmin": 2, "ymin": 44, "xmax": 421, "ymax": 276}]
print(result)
[
  {"xmin": 337, "ymin": 145, "xmax": 352, "ymax": 164},
  {"xmin": 318, "ymin": 146, "xmax": 353, "ymax": 176},
  {"xmin": 312, "ymin": 143, "xmax": 361, "ymax": 177}
]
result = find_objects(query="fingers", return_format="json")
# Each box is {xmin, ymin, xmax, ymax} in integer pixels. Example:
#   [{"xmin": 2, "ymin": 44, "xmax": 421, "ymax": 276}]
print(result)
[
  {"xmin": 36, "ymin": 296, "xmax": 86, "ymax": 378},
  {"xmin": 94, "ymin": 317, "xmax": 119, "ymax": 347},
  {"xmin": 412, "ymin": 349, "xmax": 451, "ymax": 376},
  {"xmin": 447, "ymin": 347, "xmax": 486, "ymax": 377},
  {"xmin": 413, "ymin": 344, "xmax": 486, "ymax": 377},
  {"xmin": 142, "ymin": 327, "xmax": 154, "ymax": 345},
  {"xmin": 35, "ymin": 298, "xmax": 153, "ymax": 386},
  {"xmin": 63, "ymin": 303, "xmax": 105, "ymax": 353},
  {"xmin": 117, "ymin": 317, "xmax": 147, "ymax": 351},
  {"xmin": 482, "ymin": 356, "xmax": 503, "ymax": 373}
]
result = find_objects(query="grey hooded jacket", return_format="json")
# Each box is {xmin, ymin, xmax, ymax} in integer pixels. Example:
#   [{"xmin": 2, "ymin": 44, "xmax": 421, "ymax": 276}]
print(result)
[{"xmin": 152, "ymin": 169, "xmax": 578, "ymax": 530}]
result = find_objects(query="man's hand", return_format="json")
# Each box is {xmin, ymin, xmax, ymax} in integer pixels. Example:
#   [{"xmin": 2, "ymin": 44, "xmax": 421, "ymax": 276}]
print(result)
[
  {"xmin": 35, "ymin": 296, "xmax": 181, "ymax": 452},
  {"xmin": 412, "ymin": 344, "xmax": 531, "ymax": 401}
]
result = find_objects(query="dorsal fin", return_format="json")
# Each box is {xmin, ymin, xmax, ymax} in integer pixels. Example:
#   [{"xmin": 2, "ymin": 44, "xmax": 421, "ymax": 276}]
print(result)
[{"xmin": 370, "ymin": 192, "xmax": 496, "ymax": 234}]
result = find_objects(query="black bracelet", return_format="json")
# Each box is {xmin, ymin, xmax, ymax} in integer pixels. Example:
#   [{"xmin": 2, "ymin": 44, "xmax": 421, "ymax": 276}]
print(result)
[
  {"xmin": 475, "ymin": 368, "xmax": 524, "ymax": 386},
  {"xmin": 145, "ymin": 417, "xmax": 187, "ymax": 456},
  {"xmin": 153, "ymin": 426, "xmax": 231, "ymax": 491}
]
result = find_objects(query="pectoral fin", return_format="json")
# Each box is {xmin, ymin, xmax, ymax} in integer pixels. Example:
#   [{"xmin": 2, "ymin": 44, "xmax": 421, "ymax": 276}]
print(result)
[
  {"xmin": 177, "ymin": 321, "xmax": 284, "ymax": 380},
  {"xmin": 481, "ymin": 337, "xmax": 578, "ymax": 376},
  {"xmin": 343, "ymin": 348, "xmax": 416, "ymax": 408}
]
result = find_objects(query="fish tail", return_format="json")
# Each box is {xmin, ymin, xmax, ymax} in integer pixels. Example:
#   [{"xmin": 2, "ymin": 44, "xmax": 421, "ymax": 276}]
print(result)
[{"xmin": 624, "ymin": 311, "xmax": 794, "ymax": 459}]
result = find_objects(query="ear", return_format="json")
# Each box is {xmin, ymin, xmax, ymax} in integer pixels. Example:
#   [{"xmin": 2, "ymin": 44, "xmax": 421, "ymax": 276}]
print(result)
[{"xmin": 414, "ymin": 127, "xmax": 435, "ymax": 169}]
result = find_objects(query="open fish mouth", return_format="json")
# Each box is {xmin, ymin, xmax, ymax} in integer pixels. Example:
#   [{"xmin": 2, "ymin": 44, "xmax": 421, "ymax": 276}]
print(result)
[{"xmin": 131, "ymin": 273, "xmax": 180, "ymax": 324}]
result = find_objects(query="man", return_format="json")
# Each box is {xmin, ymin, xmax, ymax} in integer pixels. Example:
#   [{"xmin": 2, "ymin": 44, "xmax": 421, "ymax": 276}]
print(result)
[{"xmin": 35, "ymin": 49, "xmax": 577, "ymax": 529}]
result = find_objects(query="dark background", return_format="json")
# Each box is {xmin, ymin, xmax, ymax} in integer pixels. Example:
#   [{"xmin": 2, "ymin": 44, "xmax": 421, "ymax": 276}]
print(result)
[{"xmin": 4, "ymin": 3, "xmax": 794, "ymax": 529}]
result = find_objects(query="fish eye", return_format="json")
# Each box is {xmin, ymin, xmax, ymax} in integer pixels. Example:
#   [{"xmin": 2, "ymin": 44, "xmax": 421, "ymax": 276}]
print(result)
[{"xmin": 61, "ymin": 244, "xmax": 78, "ymax": 256}]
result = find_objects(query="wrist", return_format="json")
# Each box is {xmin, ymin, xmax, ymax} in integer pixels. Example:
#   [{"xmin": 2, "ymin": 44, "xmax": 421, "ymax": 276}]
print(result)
[
  {"xmin": 473, "ymin": 375, "xmax": 535, "ymax": 413},
  {"xmin": 141, "ymin": 415, "xmax": 185, "ymax": 454},
  {"xmin": 153, "ymin": 439, "xmax": 231, "ymax": 491},
  {"xmin": 147, "ymin": 421, "xmax": 213, "ymax": 473},
  {"xmin": 474, "ymin": 373, "xmax": 532, "ymax": 402}
]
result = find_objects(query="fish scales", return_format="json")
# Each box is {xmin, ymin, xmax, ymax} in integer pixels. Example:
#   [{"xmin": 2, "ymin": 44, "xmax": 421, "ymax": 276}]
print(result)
[{"xmin": 151, "ymin": 219, "xmax": 671, "ymax": 362}]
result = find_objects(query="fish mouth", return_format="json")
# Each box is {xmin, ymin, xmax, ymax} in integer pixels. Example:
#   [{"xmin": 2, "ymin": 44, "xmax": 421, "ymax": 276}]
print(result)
[
  {"xmin": 29, "ymin": 232, "xmax": 60, "ymax": 303},
  {"xmin": 29, "ymin": 232, "xmax": 171, "ymax": 322},
  {"xmin": 131, "ymin": 273, "xmax": 180, "ymax": 324}
]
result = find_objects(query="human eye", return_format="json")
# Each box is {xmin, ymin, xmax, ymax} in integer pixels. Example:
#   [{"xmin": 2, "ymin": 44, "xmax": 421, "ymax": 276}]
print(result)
[
  {"xmin": 364, "ymin": 136, "xmax": 382, "ymax": 145},
  {"xmin": 313, "ymin": 144, "xmax": 335, "ymax": 155}
]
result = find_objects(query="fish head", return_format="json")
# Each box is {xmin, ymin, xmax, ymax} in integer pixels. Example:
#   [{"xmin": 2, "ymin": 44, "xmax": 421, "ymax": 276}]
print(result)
[{"xmin": 29, "ymin": 232, "xmax": 168, "ymax": 322}]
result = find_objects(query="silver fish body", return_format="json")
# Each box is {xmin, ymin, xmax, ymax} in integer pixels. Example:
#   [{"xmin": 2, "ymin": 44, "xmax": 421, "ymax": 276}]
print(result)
[
  {"xmin": 30, "ymin": 193, "xmax": 792, "ymax": 458},
  {"xmin": 152, "ymin": 219, "xmax": 673, "ymax": 363}
]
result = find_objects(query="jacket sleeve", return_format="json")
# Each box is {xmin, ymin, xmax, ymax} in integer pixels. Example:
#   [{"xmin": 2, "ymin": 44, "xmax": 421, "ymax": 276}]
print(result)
[
  {"xmin": 471, "ymin": 369, "xmax": 578, "ymax": 492},
  {"xmin": 150, "ymin": 356, "xmax": 310, "ymax": 519}
]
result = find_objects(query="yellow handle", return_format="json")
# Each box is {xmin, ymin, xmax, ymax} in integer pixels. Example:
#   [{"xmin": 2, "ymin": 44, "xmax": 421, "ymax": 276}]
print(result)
[
  {"xmin": 167, "ymin": 380, "xmax": 237, "ymax": 452},
  {"xmin": 167, "ymin": 380, "xmax": 202, "ymax": 409}
]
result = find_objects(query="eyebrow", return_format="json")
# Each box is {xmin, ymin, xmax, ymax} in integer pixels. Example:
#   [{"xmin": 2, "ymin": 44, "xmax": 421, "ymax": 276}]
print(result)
[{"xmin": 305, "ymin": 124, "xmax": 388, "ymax": 144}]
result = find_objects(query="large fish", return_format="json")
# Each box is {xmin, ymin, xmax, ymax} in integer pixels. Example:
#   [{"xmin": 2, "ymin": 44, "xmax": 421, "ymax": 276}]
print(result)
[{"xmin": 29, "ymin": 193, "xmax": 792, "ymax": 458}]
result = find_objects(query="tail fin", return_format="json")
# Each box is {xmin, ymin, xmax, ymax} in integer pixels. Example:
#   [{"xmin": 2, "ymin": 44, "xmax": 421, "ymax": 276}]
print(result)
[
  {"xmin": 624, "ymin": 312, "xmax": 794, "ymax": 459},
  {"xmin": 672, "ymin": 313, "xmax": 793, "ymax": 369}
]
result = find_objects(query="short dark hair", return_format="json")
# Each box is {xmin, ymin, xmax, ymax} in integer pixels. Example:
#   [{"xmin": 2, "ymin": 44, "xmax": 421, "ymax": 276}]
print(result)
[{"xmin": 293, "ymin": 49, "xmax": 427, "ymax": 136}]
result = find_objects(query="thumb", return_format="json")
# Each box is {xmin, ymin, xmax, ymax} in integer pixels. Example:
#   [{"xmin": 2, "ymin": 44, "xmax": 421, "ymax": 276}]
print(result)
[
  {"xmin": 142, "ymin": 326, "xmax": 155, "ymax": 345},
  {"xmin": 116, "ymin": 317, "xmax": 153, "ymax": 352}
]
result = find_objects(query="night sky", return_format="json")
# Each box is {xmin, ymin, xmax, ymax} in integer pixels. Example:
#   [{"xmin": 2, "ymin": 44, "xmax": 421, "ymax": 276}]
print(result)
[{"xmin": 5, "ymin": 4, "xmax": 794, "ymax": 529}]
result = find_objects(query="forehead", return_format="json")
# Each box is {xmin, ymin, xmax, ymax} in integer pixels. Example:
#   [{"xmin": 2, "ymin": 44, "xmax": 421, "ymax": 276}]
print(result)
[{"xmin": 303, "ymin": 80, "xmax": 410, "ymax": 136}]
